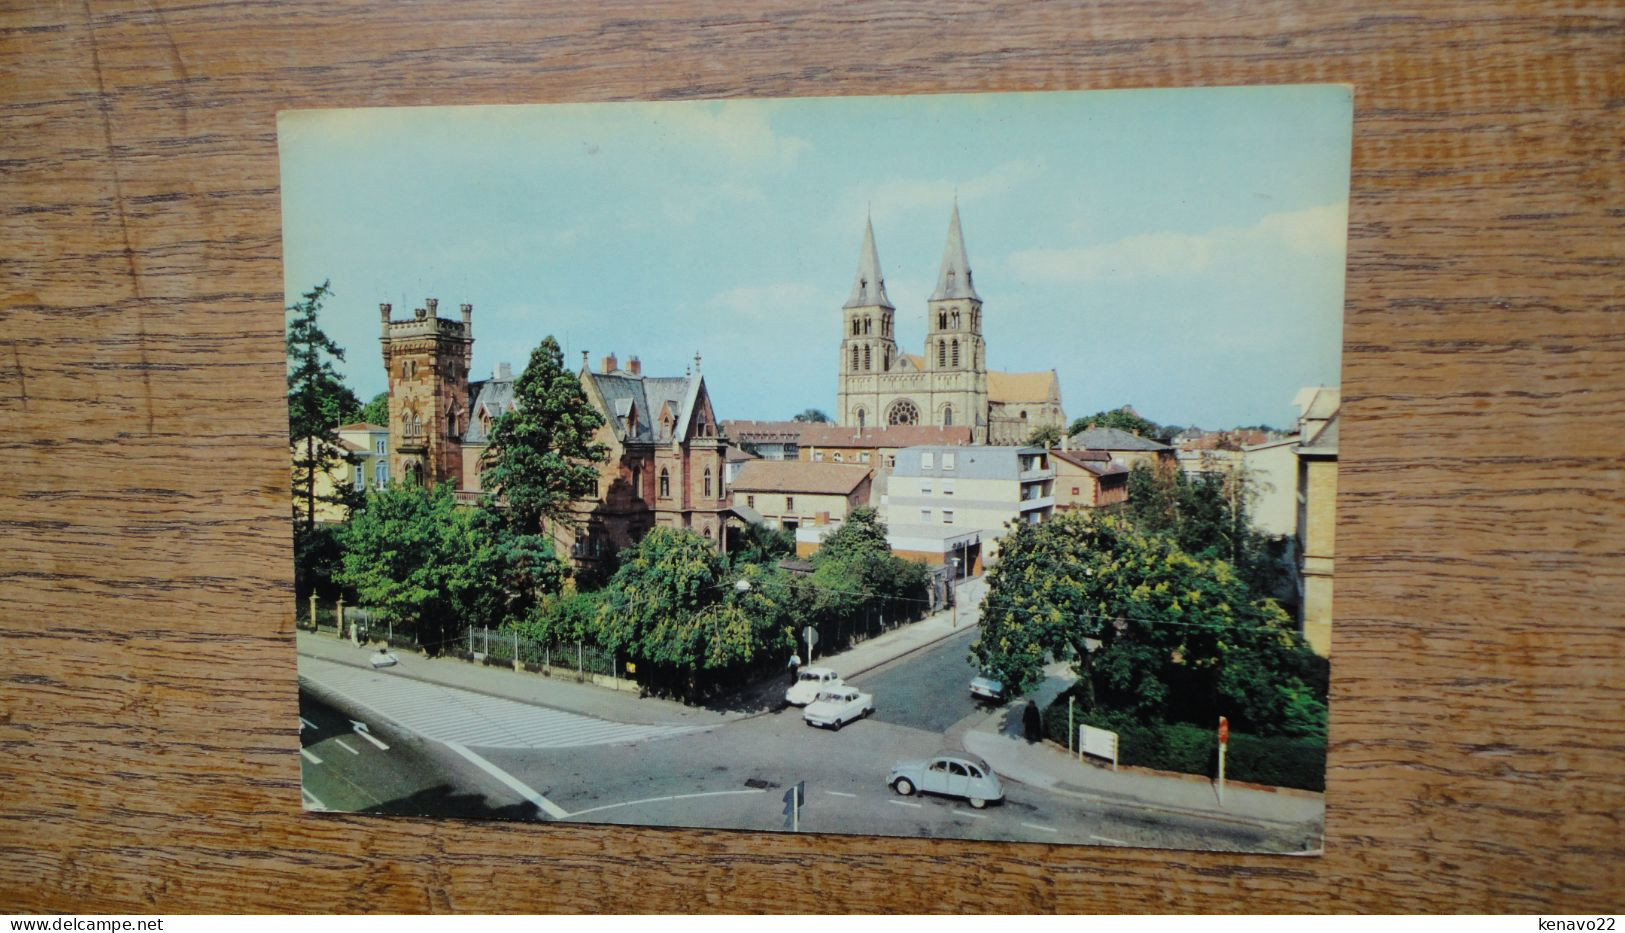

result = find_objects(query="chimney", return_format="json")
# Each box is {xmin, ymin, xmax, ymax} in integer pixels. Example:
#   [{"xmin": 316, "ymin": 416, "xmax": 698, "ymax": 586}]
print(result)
[
  {"xmin": 602, "ymin": 352, "xmax": 618, "ymax": 374},
  {"xmin": 628, "ymin": 356, "xmax": 642, "ymax": 376},
  {"xmin": 496, "ymin": 362, "xmax": 512, "ymax": 380},
  {"xmin": 582, "ymin": 350, "xmax": 589, "ymax": 370},
  {"xmin": 425, "ymin": 298, "xmax": 439, "ymax": 316}
]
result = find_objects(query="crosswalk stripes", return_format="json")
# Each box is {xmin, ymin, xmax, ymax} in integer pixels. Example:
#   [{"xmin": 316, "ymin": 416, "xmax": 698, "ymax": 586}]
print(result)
[{"xmin": 299, "ymin": 656, "xmax": 707, "ymax": 750}]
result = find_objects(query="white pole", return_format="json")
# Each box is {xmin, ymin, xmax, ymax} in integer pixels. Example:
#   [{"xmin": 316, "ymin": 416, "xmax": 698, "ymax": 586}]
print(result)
[{"xmin": 1068, "ymin": 696, "xmax": 1075, "ymax": 755}]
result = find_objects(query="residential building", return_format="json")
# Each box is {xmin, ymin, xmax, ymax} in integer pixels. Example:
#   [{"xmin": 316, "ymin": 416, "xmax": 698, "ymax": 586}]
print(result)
[
  {"xmin": 290, "ymin": 422, "xmax": 389, "ymax": 526},
  {"xmin": 721, "ymin": 444, "xmax": 759, "ymax": 492},
  {"xmin": 1065, "ymin": 425, "xmax": 1176, "ymax": 471},
  {"xmin": 1294, "ymin": 387, "xmax": 1340, "ymax": 658},
  {"xmin": 833, "ymin": 207, "xmax": 1065, "ymax": 444},
  {"xmin": 727, "ymin": 460, "xmax": 874, "ymax": 556},
  {"xmin": 721, "ymin": 420, "xmax": 807, "ymax": 461},
  {"xmin": 882, "ymin": 445, "xmax": 1055, "ymax": 574},
  {"xmin": 796, "ymin": 423, "xmax": 972, "ymax": 468},
  {"xmin": 1240, "ymin": 436, "xmax": 1300, "ymax": 537},
  {"xmin": 1051, "ymin": 448, "xmax": 1128, "ymax": 511}
]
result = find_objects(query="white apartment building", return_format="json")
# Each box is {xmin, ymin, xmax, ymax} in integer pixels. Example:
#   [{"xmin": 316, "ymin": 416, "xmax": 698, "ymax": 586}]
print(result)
[{"xmin": 882, "ymin": 445, "xmax": 1055, "ymax": 574}]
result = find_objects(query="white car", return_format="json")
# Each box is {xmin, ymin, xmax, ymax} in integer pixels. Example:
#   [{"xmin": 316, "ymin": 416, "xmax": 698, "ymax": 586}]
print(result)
[
  {"xmin": 784, "ymin": 667, "xmax": 843, "ymax": 706},
  {"xmin": 802, "ymin": 686, "xmax": 875, "ymax": 731},
  {"xmin": 969, "ymin": 674, "xmax": 1004, "ymax": 702},
  {"xmin": 888, "ymin": 753, "xmax": 1004, "ymax": 809}
]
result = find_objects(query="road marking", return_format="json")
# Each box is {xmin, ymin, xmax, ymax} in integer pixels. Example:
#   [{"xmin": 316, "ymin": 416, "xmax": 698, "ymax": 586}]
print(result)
[
  {"xmin": 888, "ymin": 799, "xmax": 923, "ymax": 809},
  {"xmin": 951, "ymin": 809, "xmax": 988, "ymax": 819},
  {"xmin": 333, "ymin": 738, "xmax": 360, "ymax": 756},
  {"xmin": 824, "ymin": 791, "xmax": 857, "ymax": 798},
  {"xmin": 299, "ymin": 748, "xmax": 323, "ymax": 765},
  {"xmin": 566, "ymin": 788, "xmax": 766, "ymax": 819},
  {"xmin": 1090, "ymin": 834, "xmax": 1129, "ymax": 845},
  {"xmin": 443, "ymin": 742, "xmax": 568, "ymax": 819},
  {"xmin": 301, "ymin": 787, "xmax": 329, "ymax": 811},
  {"xmin": 1021, "ymin": 821, "xmax": 1059, "ymax": 834},
  {"xmin": 352, "ymin": 731, "xmax": 390, "ymax": 754},
  {"xmin": 299, "ymin": 716, "xmax": 317, "ymax": 732}
]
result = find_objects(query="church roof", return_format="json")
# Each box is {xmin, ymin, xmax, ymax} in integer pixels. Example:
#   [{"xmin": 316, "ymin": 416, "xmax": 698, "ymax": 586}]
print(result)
[
  {"xmin": 843, "ymin": 217, "xmax": 894, "ymax": 310},
  {"xmin": 987, "ymin": 370, "xmax": 1060, "ymax": 403},
  {"xmin": 930, "ymin": 202, "xmax": 980, "ymax": 302},
  {"xmin": 898, "ymin": 353, "xmax": 926, "ymax": 371}
]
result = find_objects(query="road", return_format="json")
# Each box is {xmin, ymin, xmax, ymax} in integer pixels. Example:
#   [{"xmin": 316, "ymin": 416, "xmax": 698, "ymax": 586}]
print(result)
[{"xmin": 298, "ymin": 621, "xmax": 1309, "ymax": 851}]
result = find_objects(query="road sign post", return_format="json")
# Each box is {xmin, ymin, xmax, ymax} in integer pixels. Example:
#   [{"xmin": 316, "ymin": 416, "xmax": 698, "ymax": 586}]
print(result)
[
  {"xmin": 1068, "ymin": 696, "xmax": 1076, "ymax": 755},
  {"xmin": 1217, "ymin": 715, "xmax": 1229, "ymax": 805},
  {"xmin": 803, "ymin": 626, "xmax": 819, "ymax": 663},
  {"xmin": 782, "ymin": 781, "xmax": 805, "ymax": 831}
]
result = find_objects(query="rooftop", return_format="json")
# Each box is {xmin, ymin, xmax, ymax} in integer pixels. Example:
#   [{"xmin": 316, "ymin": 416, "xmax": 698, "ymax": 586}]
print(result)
[
  {"xmin": 731, "ymin": 460, "xmax": 873, "ymax": 496},
  {"xmin": 1067, "ymin": 426, "xmax": 1173, "ymax": 452}
]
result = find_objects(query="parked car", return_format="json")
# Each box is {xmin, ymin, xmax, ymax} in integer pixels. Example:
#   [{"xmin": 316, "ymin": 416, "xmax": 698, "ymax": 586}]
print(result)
[
  {"xmin": 969, "ymin": 673, "xmax": 1004, "ymax": 702},
  {"xmin": 802, "ymin": 686, "xmax": 875, "ymax": 730},
  {"xmin": 369, "ymin": 649, "xmax": 399, "ymax": 669},
  {"xmin": 784, "ymin": 666, "xmax": 843, "ymax": 706},
  {"xmin": 888, "ymin": 753, "xmax": 1004, "ymax": 809}
]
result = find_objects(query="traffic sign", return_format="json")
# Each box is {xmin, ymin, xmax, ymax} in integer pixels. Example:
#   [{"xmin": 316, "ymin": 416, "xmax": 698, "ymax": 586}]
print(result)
[
  {"xmin": 1218, "ymin": 715, "xmax": 1229, "ymax": 745},
  {"xmin": 802, "ymin": 626, "xmax": 819, "ymax": 648}
]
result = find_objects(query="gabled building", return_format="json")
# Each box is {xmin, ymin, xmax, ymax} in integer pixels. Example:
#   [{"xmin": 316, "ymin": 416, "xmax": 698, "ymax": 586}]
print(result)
[
  {"xmin": 1051, "ymin": 448, "xmax": 1128, "ymax": 511},
  {"xmin": 721, "ymin": 420, "xmax": 807, "ymax": 461},
  {"xmin": 727, "ymin": 460, "xmax": 874, "ymax": 556},
  {"xmin": 1065, "ymin": 425, "xmax": 1176, "ymax": 471}
]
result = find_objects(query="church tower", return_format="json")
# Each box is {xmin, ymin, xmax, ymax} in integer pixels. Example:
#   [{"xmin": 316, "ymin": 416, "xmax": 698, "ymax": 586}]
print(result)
[
  {"xmin": 924, "ymin": 202, "xmax": 988, "ymax": 437},
  {"xmin": 381, "ymin": 298, "xmax": 473, "ymax": 489},
  {"xmin": 834, "ymin": 217, "xmax": 898, "ymax": 431}
]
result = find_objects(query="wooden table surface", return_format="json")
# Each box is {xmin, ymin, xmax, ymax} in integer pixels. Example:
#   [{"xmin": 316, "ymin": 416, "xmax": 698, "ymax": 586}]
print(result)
[{"xmin": 2, "ymin": 0, "xmax": 1621, "ymax": 914}]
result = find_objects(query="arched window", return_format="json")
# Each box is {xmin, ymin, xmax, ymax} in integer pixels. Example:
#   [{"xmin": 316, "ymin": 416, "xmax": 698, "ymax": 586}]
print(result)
[
  {"xmin": 632, "ymin": 465, "xmax": 643, "ymax": 499},
  {"xmin": 938, "ymin": 311, "xmax": 947, "ymax": 330},
  {"xmin": 851, "ymin": 345, "xmax": 860, "ymax": 371},
  {"xmin": 951, "ymin": 310, "xmax": 961, "ymax": 329},
  {"xmin": 659, "ymin": 468, "xmax": 670, "ymax": 498},
  {"xmin": 937, "ymin": 340, "xmax": 946, "ymax": 368},
  {"xmin": 864, "ymin": 317, "xmax": 872, "ymax": 335},
  {"xmin": 447, "ymin": 410, "xmax": 457, "ymax": 438},
  {"xmin": 856, "ymin": 409, "xmax": 866, "ymax": 429},
  {"xmin": 863, "ymin": 345, "xmax": 872, "ymax": 370},
  {"xmin": 703, "ymin": 468, "xmax": 712, "ymax": 498},
  {"xmin": 943, "ymin": 405, "xmax": 953, "ymax": 427},
  {"xmin": 852, "ymin": 319, "xmax": 860, "ymax": 336},
  {"xmin": 951, "ymin": 339, "xmax": 960, "ymax": 367}
]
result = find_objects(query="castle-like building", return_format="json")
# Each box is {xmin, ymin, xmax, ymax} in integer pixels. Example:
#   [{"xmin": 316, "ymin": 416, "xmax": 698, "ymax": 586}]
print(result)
[
  {"xmin": 835, "ymin": 206, "xmax": 1066, "ymax": 445},
  {"xmin": 378, "ymin": 300, "xmax": 728, "ymax": 571}
]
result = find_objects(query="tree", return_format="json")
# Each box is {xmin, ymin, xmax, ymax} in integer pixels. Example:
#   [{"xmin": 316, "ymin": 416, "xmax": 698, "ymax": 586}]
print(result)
[
  {"xmin": 336, "ymin": 483, "xmax": 565, "ymax": 654},
  {"xmin": 356, "ymin": 391, "xmax": 389, "ymax": 426},
  {"xmin": 970, "ymin": 510, "xmax": 1323, "ymax": 737},
  {"xmin": 1068, "ymin": 407, "xmax": 1167, "ymax": 442},
  {"xmin": 1026, "ymin": 423, "xmax": 1063, "ymax": 448},
  {"xmin": 480, "ymin": 336, "xmax": 609, "ymax": 536},
  {"xmin": 287, "ymin": 280, "xmax": 363, "ymax": 537},
  {"xmin": 810, "ymin": 507, "xmax": 931, "ymax": 647},
  {"xmin": 792, "ymin": 408, "xmax": 832, "ymax": 423},
  {"xmin": 727, "ymin": 521, "xmax": 794, "ymax": 570}
]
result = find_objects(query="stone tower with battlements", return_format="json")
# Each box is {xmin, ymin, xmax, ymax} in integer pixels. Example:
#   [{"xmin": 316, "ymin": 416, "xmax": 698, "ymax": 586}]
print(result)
[{"xmin": 380, "ymin": 297, "xmax": 473, "ymax": 489}]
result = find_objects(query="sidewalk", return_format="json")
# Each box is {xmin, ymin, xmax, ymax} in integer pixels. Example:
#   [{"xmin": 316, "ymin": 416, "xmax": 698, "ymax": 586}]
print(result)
[
  {"xmin": 296, "ymin": 575, "xmax": 988, "ymax": 725},
  {"xmin": 962, "ymin": 701, "xmax": 1324, "ymax": 836}
]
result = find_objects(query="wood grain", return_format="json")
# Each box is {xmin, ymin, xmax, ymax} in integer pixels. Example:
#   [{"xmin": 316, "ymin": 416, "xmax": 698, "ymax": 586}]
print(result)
[{"xmin": 2, "ymin": 0, "xmax": 1621, "ymax": 913}]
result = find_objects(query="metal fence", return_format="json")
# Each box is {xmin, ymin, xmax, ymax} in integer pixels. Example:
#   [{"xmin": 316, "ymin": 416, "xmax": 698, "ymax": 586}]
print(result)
[{"xmin": 465, "ymin": 626, "xmax": 619, "ymax": 680}]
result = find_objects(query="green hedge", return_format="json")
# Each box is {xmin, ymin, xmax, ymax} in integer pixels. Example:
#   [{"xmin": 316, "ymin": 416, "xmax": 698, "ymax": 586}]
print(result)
[{"xmin": 1042, "ymin": 698, "xmax": 1325, "ymax": 792}]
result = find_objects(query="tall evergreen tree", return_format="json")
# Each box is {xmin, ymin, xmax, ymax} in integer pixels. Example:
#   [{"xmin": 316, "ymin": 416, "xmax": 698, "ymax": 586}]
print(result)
[
  {"xmin": 480, "ymin": 336, "xmax": 609, "ymax": 535},
  {"xmin": 287, "ymin": 280, "xmax": 362, "ymax": 538}
]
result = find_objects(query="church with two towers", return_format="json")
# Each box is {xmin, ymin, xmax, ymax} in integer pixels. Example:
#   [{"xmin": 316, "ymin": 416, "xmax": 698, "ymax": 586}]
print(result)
[{"xmin": 834, "ymin": 205, "xmax": 1065, "ymax": 445}]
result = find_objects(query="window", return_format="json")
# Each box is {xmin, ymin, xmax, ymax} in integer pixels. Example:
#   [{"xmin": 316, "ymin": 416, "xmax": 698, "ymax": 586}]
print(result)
[
  {"xmin": 375, "ymin": 438, "xmax": 386, "ymax": 455},
  {"xmin": 863, "ymin": 345, "xmax": 871, "ymax": 370},
  {"xmin": 937, "ymin": 340, "xmax": 946, "ymax": 368},
  {"xmin": 864, "ymin": 316, "xmax": 872, "ymax": 335},
  {"xmin": 943, "ymin": 405, "xmax": 953, "ymax": 427},
  {"xmin": 1072, "ymin": 486, "xmax": 1081, "ymax": 496},
  {"xmin": 833, "ymin": 452, "xmax": 843, "ymax": 462},
  {"xmin": 375, "ymin": 462, "xmax": 387, "ymax": 486},
  {"xmin": 703, "ymin": 468, "xmax": 712, "ymax": 498},
  {"xmin": 921, "ymin": 452, "xmax": 934, "ymax": 469},
  {"xmin": 659, "ymin": 468, "xmax": 670, "ymax": 498},
  {"xmin": 447, "ymin": 410, "xmax": 457, "ymax": 438},
  {"xmin": 937, "ymin": 311, "xmax": 947, "ymax": 330},
  {"xmin": 942, "ymin": 452, "xmax": 955, "ymax": 471},
  {"xmin": 633, "ymin": 466, "xmax": 643, "ymax": 498},
  {"xmin": 948, "ymin": 761, "xmax": 968, "ymax": 777},
  {"xmin": 813, "ymin": 451, "xmax": 824, "ymax": 462},
  {"xmin": 921, "ymin": 482, "xmax": 932, "ymax": 495},
  {"xmin": 852, "ymin": 319, "xmax": 860, "ymax": 336},
  {"xmin": 851, "ymin": 345, "xmax": 859, "ymax": 371},
  {"xmin": 856, "ymin": 409, "xmax": 866, "ymax": 429},
  {"xmin": 747, "ymin": 495, "xmax": 755, "ymax": 508},
  {"xmin": 354, "ymin": 465, "xmax": 365, "ymax": 491},
  {"xmin": 920, "ymin": 509, "xmax": 931, "ymax": 523},
  {"xmin": 786, "ymin": 496, "xmax": 795, "ymax": 511},
  {"xmin": 942, "ymin": 479, "xmax": 955, "ymax": 496},
  {"xmin": 943, "ymin": 510, "xmax": 954, "ymax": 524},
  {"xmin": 858, "ymin": 452, "xmax": 870, "ymax": 463},
  {"xmin": 951, "ymin": 310, "xmax": 961, "ymax": 329},
  {"xmin": 951, "ymin": 339, "xmax": 959, "ymax": 367},
  {"xmin": 887, "ymin": 400, "xmax": 919, "ymax": 425},
  {"xmin": 886, "ymin": 454, "xmax": 896, "ymax": 468}
]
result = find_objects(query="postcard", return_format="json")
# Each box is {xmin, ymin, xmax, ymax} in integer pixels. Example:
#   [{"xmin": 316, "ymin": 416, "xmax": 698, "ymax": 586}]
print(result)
[{"xmin": 282, "ymin": 85, "xmax": 1350, "ymax": 852}]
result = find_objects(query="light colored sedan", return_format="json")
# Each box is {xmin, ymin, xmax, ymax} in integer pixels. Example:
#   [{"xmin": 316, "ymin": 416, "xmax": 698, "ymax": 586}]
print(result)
[
  {"xmin": 969, "ymin": 674, "xmax": 1004, "ymax": 702},
  {"xmin": 784, "ymin": 666, "xmax": 843, "ymax": 707},
  {"xmin": 888, "ymin": 753, "xmax": 1004, "ymax": 808},
  {"xmin": 802, "ymin": 686, "xmax": 875, "ymax": 731}
]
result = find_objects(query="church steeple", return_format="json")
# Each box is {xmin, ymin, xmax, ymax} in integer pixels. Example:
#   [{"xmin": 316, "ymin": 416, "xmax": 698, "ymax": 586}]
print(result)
[
  {"xmin": 844, "ymin": 216, "xmax": 893, "ymax": 310},
  {"xmin": 930, "ymin": 201, "xmax": 980, "ymax": 301}
]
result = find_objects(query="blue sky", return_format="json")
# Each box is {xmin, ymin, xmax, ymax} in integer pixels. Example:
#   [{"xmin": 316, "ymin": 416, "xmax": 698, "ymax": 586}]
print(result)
[{"xmin": 279, "ymin": 85, "xmax": 1351, "ymax": 430}]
